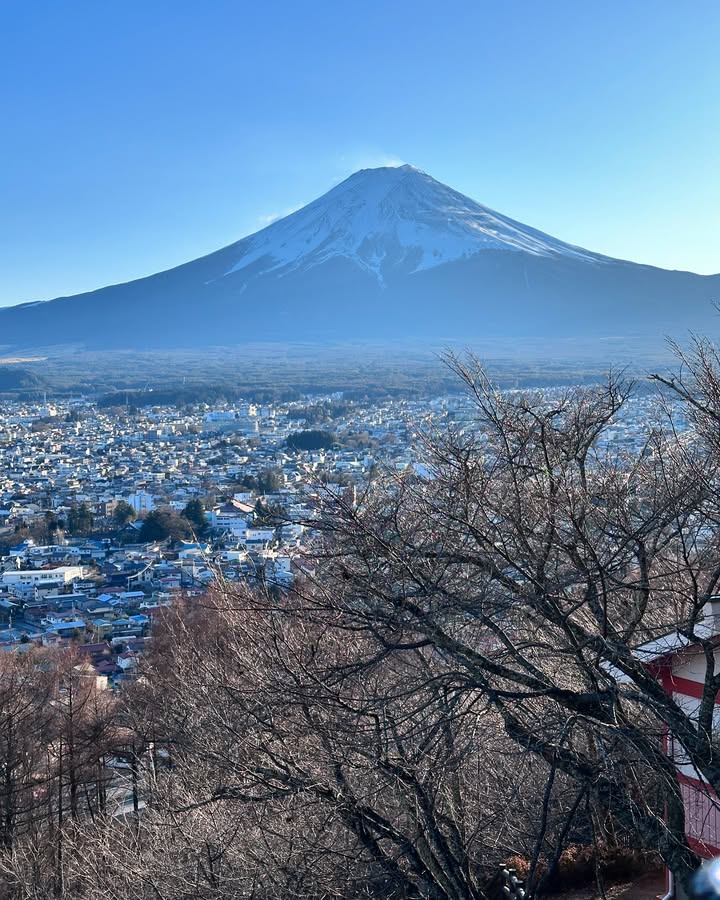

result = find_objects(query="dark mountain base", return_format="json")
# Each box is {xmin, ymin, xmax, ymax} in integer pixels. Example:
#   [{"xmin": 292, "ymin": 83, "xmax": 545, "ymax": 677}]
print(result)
[{"xmin": 1, "ymin": 251, "xmax": 717, "ymax": 352}]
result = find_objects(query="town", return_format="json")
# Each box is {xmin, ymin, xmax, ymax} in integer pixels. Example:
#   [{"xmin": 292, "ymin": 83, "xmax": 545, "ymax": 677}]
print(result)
[{"xmin": 0, "ymin": 386, "xmax": 675, "ymax": 682}]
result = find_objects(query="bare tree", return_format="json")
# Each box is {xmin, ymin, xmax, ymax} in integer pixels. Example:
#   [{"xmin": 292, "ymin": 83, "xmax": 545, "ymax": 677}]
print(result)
[
  {"xmin": 0, "ymin": 651, "xmax": 55, "ymax": 853},
  {"xmin": 301, "ymin": 353, "xmax": 720, "ymax": 893},
  {"xmin": 87, "ymin": 589, "xmax": 577, "ymax": 900},
  {"xmin": 0, "ymin": 648, "xmax": 120, "ymax": 900}
]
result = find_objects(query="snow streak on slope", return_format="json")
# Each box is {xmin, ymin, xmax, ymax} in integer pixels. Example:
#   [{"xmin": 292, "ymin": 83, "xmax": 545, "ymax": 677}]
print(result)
[{"xmin": 224, "ymin": 165, "xmax": 605, "ymax": 282}]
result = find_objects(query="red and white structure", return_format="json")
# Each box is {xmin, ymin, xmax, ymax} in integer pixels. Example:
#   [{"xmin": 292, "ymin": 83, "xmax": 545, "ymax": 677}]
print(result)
[{"xmin": 632, "ymin": 599, "xmax": 720, "ymax": 898}]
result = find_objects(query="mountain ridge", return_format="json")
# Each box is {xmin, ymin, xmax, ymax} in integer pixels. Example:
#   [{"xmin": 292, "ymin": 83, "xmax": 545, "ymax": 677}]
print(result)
[{"xmin": 1, "ymin": 165, "xmax": 718, "ymax": 351}]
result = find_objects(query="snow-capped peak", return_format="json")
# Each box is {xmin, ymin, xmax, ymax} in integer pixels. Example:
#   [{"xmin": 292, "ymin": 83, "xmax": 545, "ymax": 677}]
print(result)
[{"xmin": 224, "ymin": 165, "xmax": 604, "ymax": 282}]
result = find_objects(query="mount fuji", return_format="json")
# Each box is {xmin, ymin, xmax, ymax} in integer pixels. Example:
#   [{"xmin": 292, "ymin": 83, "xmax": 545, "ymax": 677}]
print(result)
[{"xmin": 1, "ymin": 164, "xmax": 718, "ymax": 351}]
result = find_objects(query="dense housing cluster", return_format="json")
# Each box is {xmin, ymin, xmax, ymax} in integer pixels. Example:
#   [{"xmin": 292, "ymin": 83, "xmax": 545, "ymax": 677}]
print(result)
[{"xmin": 0, "ymin": 390, "xmax": 678, "ymax": 664}]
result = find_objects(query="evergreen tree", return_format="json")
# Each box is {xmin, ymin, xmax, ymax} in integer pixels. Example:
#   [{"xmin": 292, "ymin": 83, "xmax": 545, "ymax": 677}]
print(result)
[
  {"xmin": 181, "ymin": 499, "xmax": 206, "ymax": 534},
  {"xmin": 67, "ymin": 502, "xmax": 94, "ymax": 536},
  {"xmin": 112, "ymin": 501, "xmax": 136, "ymax": 527},
  {"xmin": 139, "ymin": 509, "xmax": 191, "ymax": 543}
]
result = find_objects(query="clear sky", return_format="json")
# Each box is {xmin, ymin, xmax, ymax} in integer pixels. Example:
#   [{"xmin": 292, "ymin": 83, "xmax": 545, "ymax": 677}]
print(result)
[{"xmin": 1, "ymin": 0, "xmax": 719, "ymax": 306}]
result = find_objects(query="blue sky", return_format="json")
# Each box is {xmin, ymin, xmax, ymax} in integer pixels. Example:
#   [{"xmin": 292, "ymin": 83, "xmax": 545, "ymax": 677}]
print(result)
[{"xmin": 1, "ymin": 0, "xmax": 719, "ymax": 306}]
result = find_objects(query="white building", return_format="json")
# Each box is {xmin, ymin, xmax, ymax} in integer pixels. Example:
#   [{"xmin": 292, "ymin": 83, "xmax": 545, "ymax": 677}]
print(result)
[
  {"xmin": 208, "ymin": 499, "xmax": 253, "ymax": 534},
  {"xmin": 127, "ymin": 490, "xmax": 156, "ymax": 514},
  {"xmin": 1, "ymin": 566, "xmax": 85, "ymax": 588}
]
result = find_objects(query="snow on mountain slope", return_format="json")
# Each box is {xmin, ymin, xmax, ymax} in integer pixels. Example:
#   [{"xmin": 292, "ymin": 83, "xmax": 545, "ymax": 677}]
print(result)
[
  {"xmin": 224, "ymin": 164, "xmax": 605, "ymax": 283},
  {"xmin": 3, "ymin": 162, "xmax": 718, "ymax": 353}
]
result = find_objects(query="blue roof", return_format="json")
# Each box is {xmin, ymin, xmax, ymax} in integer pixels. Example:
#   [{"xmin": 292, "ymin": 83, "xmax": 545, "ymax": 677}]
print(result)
[
  {"xmin": 47, "ymin": 620, "xmax": 86, "ymax": 632},
  {"xmin": 10, "ymin": 541, "xmax": 32, "ymax": 551}
]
